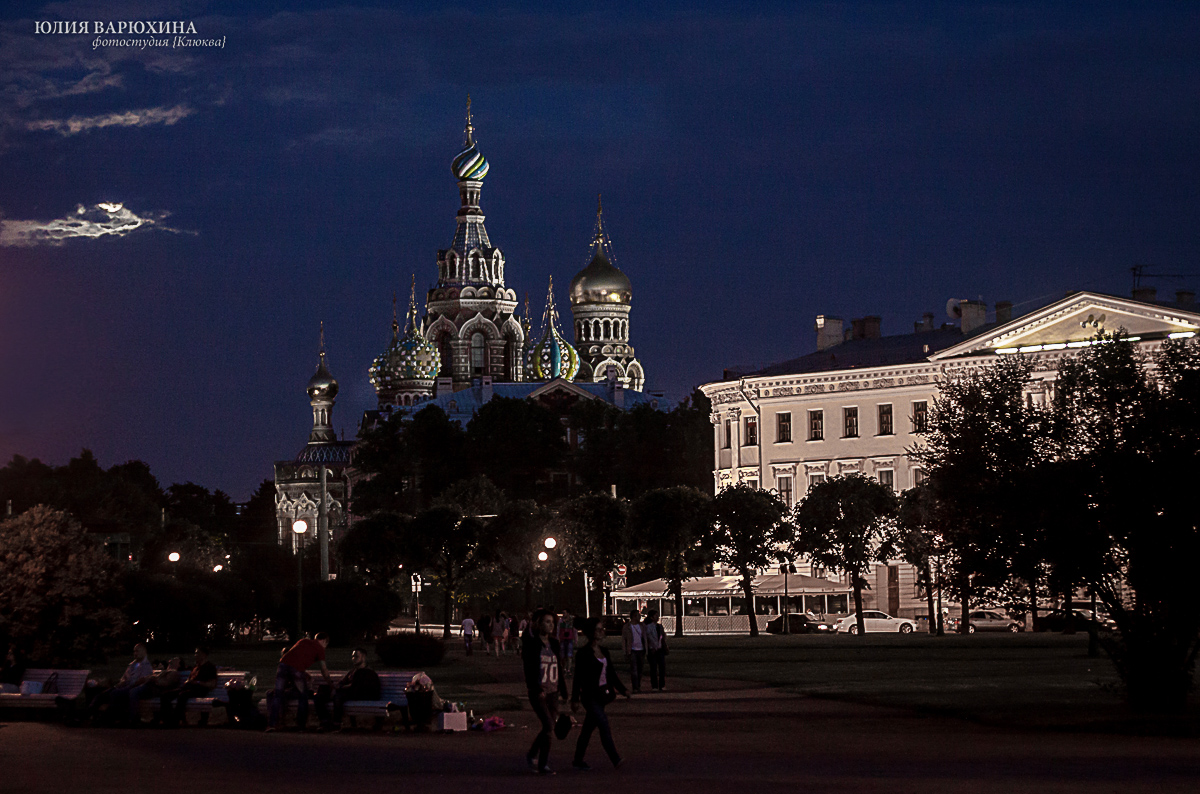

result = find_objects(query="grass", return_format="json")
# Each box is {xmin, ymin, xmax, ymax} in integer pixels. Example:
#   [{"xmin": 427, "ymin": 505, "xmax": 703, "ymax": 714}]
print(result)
[{"xmin": 86, "ymin": 631, "xmax": 1197, "ymax": 732}]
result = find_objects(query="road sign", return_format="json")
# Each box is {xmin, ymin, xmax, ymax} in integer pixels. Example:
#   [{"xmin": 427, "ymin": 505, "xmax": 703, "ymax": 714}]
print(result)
[
  {"xmin": 613, "ymin": 575, "xmax": 627, "ymax": 590},
  {"xmin": 616, "ymin": 564, "xmax": 627, "ymax": 576}
]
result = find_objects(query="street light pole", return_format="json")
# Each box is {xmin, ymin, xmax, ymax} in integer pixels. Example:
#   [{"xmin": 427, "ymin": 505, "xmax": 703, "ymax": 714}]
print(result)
[
  {"xmin": 781, "ymin": 563, "xmax": 795, "ymax": 635},
  {"xmin": 292, "ymin": 519, "xmax": 308, "ymax": 638}
]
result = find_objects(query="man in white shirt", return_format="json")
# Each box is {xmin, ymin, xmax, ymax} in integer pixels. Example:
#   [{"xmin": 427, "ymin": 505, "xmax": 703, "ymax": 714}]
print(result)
[
  {"xmin": 461, "ymin": 616, "xmax": 476, "ymax": 656},
  {"xmin": 620, "ymin": 609, "xmax": 646, "ymax": 693},
  {"xmin": 90, "ymin": 643, "xmax": 153, "ymax": 725}
]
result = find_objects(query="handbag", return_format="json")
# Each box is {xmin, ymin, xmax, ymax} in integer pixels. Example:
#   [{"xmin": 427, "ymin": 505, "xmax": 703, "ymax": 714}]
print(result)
[
  {"xmin": 554, "ymin": 713, "xmax": 573, "ymax": 740},
  {"xmin": 42, "ymin": 673, "xmax": 59, "ymax": 695}
]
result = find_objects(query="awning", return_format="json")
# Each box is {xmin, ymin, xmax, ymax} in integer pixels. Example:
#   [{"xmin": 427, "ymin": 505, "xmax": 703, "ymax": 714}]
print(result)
[{"xmin": 613, "ymin": 574, "xmax": 849, "ymax": 599}]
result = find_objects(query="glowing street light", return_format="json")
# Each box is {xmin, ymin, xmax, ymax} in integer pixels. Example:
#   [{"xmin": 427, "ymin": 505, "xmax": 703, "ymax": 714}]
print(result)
[
  {"xmin": 538, "ymin": 551, "xmax": 549, "ymax": 562},
  {"xmin": 544, "ymin": 537, "xmax": 557, "ymax": 549},
  {"xmin": 213, "ymin": 564, "xmax": 223, "ymax": 573},
  {"xmin": 168, "ymin": 552, "xmax": 180, "ymax": 562},
  {"xmin": 292, "ymin": 519, "xmax": 308, "ymax": 637}
]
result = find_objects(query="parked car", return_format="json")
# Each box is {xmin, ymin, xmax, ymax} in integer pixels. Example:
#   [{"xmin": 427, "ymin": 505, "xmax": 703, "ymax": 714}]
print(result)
[
  {"xmin": 1033, "ymin": 608, "xmax": 1117, "ymax": 633},
  {"xmin": 833, "ymin": 610, "xmax": 917, "ymax": 634},
  {"xmin": 765, "ymin": 613, "xmax": 832, "ymax": 634},
  {"xmin": 602, "ymin": 614, "xmax": 629, "ymax": 634},
  {"xmin": 946, "ymin": 610, "xmax": 1022, "ymax": 633}
]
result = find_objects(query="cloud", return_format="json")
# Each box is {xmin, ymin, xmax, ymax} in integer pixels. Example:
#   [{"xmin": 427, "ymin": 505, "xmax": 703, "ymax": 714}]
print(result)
[
  {"xmin": 25, "ymin": 104, "xmax": 194, "ymax": 136},
  {"xmin": 0, "ymin": 202, "xmax": 187, "ymax": 246}
]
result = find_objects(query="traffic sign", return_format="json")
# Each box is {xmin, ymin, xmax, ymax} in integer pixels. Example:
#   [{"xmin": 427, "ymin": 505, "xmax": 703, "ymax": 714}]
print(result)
[{"xmin": 616, "ymin": 564, "xmax": 627, "ymax": 576}]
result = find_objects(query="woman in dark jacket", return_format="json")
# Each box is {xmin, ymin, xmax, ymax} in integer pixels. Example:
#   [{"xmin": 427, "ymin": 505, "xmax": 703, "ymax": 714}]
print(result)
[
  {"xmin": 521, "ymin": 609, "xmax": 568, "ymax": 774},
  {"xmin": 570, "ymin": 617, "xmax": 629, "ymax": 770}
]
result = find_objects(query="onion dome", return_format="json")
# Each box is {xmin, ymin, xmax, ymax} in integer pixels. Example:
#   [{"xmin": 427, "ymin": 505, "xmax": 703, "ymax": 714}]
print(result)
[
  {"xmin": 529, "ymin": 276, "xmax": 580, "ymax": 381},
  {"xmin": 307, "ymin": 323, "xmax": 338, "ymax": 400},
  {"xmin": 370, "ymin": 283, "xmax": 441, "ymax": 393},
  {"xmin": 451, "ymin": 95, "xmax": 489, "ymax": 181},
  {"xmin": 569, "ymin": 195, "xmax": 631, "ymax": 305}
]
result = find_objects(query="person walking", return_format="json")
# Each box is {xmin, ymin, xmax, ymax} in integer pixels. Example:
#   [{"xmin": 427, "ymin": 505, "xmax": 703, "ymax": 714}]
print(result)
[
  {"xmin": 267, "ymin": 632, "xmax": 332, "ymax": 731},
  {"xmin": 570, "ymin": 617, "xmax": 629, "ymax": 770},
  {"xmin": 558, "ymin": 611, "xmax": 577, "ymax": 675},
  {"xmin": 479, "ymin": 612, "xmax": 493, "ymax": 654},
  {"xmin": 521, "ymin": 609, "xmax": 568, "ymax": 774},
  {"xmin": 495, "ymin": 611, "xmax": 510, "ymax": 657},
  {"xmin": 461, "ymin": 615, "xmax": 476, "ymax": 656},
  {"xmin": 643, "ymin": 609, "xmax": 667, "ymax": 691},
  {"xmin": 621, "ymin": 608, "xmax": 645, "ymax": 693}
]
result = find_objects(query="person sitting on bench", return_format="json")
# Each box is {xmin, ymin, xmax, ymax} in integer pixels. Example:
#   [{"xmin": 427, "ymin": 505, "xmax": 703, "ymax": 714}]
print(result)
[
  {"xmin": 161, "ymin": 646, "xmax": 218, "ymax": 727},
  {"xmin": 316, "ymin": 648, "xmax": 380, "ymax": 731}
]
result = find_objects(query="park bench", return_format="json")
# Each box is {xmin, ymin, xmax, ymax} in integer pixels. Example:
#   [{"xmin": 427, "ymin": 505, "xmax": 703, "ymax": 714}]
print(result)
[
  {"xmin": 0, "ymin": 669, "xmax": 90, "ymax": 711},
  {"xmin": 137, "ymin": 670, "xmax": 250, "ymax": 724},
  {"xmin": 258, "ymin": 670, "xmax": 421, "ymax": 728}
]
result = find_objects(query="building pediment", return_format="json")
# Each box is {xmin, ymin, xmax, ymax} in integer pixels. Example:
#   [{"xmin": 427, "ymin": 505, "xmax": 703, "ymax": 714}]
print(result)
[{"xmin": 931, "ymin": 292, "xmax": 1200, "ymax": 360}]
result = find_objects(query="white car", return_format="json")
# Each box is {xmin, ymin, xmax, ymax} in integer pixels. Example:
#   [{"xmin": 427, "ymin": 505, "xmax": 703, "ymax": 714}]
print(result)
[{"xmin": 834, "ymin": 610, "xmax": 916, "ymax": 634}]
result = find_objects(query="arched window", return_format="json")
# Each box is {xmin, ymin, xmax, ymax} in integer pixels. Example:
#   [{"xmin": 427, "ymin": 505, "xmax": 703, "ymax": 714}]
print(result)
[
  {"xmin": 593, "ymin": 320, "xmax": 601, "ymax": 339},
  {"xmin": 603, "ymin": 319, "xmax": 611, "ymax": 338},
  {"xmin": 438, "ymin": 336, "xmax": 452, "ymax": 375},
  {"xmin": 622, "ymin": 320, "xmax": 628, "ymax": 340},
  {"xmin": 471, "ymin": 332, "xmax": 486, "ymax": 375}
]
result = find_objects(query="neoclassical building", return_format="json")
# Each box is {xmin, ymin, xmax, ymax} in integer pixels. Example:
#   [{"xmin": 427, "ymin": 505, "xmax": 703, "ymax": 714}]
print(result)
[
  {"xmin": 568, "ymin": 198, "xmax": 645, "ymax": 390},
  {"xmin": 700, "ymin": 288, "xmax": 1200, "ymax": 620}
]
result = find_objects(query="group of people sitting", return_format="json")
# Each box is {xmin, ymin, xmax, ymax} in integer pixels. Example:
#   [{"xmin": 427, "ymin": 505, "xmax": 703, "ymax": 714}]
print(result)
[{"xmin": 85, "ymin": 643, "xmax": 219, "ymax": 727}]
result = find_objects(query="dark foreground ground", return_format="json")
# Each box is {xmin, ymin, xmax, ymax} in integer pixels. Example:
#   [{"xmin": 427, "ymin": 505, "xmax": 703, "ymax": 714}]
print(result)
[{"xmin": 4, "ymin": 633, "xmax": 1199, "ymax": 793}]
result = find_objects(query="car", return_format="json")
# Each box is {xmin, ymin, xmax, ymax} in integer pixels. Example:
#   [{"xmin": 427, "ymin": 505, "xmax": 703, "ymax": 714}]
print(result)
[
  {"xmin": 765, "ymin": 612, "xmax": 832, "ymax": 634},
  {"xmin": 601, "ymin": 614, "xmax": 629, "ymax": 634},
  {"xmin": 833, "ymin": 610, "xmax": 917, "ymax": 634},
  {"xmin": 1033, "ymin": 608, "xmax": 1117, "ymax": 633},
  {"xmin": 946, "ymin": 610, "xmax": 1022, "ymax": 633}
]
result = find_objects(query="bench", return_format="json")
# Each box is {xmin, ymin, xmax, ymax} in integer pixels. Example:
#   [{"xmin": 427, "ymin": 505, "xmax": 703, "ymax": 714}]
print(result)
[
  {"xmin": 137, "ymin": 671, "xmax": 250, "ymax": 724},
  {"xmin": 258, "ymin": 670, "xmax": 421, "ymax": 727},
  {"xmin": 0, "ymin": 669, "xmax": 90, "ymax": 710}
]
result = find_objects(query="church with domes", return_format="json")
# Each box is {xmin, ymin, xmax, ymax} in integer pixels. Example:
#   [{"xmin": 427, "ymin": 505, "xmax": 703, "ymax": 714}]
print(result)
[{"xmin": 273, "ymin": 99, "xmax": 658, "ymax": 554}]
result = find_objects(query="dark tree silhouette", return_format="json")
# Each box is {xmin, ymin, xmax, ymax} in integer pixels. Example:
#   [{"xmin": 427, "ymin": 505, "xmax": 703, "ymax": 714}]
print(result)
[
  {"xmin": 794, "ymin": 475, "xmax": 900, "ymax": 636},
  {"xmin": 629, "ymin": 486, "xmax": 714, "ymax": 636},
  {"xmin": 711, "ymin": 484, "xmax": 790, "ymax": 637}
]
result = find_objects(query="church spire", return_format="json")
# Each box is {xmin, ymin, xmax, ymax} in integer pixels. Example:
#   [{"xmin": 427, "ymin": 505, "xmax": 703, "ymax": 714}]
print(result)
[
  {"xmin": 464, "ymin": 94, "xmax": 475, "ymax": 146},
  {"xmin": 405, "ymin": 274, "xmax": 419, "ymax": 334},
  {"xmin": 306, "ymin": 322, "xmax": 338, "ymax": 443}
]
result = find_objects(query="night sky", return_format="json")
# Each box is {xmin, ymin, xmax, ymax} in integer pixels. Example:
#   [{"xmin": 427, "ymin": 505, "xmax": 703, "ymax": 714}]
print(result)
[{"xmin": 1, "ymin": 1, "xmax": 1197, "ymax": 499}]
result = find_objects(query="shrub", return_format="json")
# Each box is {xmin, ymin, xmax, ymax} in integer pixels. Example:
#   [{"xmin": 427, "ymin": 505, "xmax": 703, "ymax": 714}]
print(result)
[
  {"xmin": 375, "ymin": 632, "xmax": 445, "ymax": 668},
  {"xmin": 274, "ymin": 580, "xmax": 401, "ymax": 645}
]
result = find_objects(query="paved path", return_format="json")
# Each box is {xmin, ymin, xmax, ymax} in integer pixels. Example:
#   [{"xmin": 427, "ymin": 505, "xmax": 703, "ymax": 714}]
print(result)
[{"xmin": 4, "ymin": 683, "xmax": 1199, "ymax": 793}]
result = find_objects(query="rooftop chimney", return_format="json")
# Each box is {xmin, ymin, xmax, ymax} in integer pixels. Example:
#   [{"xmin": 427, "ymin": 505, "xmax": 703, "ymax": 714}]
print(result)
[
  {"xmin": 960, "ymin": 299, "xmax": 987, "ymax": 335},
  {"xmin": 1132, "ymin": 286, "xmax": 1157, "ymax": 303},
  {"xmin": 1176, "ymin": 290, "xmax": 1195, "ymax": 306},
  {"xmin": 435, "ymin": 376, "xmax": 453, "ymax": 397},
  {"xmin": 815, "ymin": 315, "xmax": 844, "ymax": 351},
  {"xmin": 995, "ymin": 301, "xmax": 1013, "ymax": 324},
  {"xmin": 914, "ymin": 312, "xmax": 935, "ymax": 333},
  {"xmin": 862, "ymin": 315, "xmax": 882, "ymax": 339},
  {"xmin": 481, "ymin": 375, "xmax": 493, "ymax": 403}
]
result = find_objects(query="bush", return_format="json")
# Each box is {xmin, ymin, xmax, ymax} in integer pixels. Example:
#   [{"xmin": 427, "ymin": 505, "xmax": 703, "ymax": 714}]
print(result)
[
  {"xmin": 274, "ymin": 580, "xmax": 402, "ymax": 646},
  {"xmin": 375, "ymin": 633, "xmax": 445, "ymax": 668}
]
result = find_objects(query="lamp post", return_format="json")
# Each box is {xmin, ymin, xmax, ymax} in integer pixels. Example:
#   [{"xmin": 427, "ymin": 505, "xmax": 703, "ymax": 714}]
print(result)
[
  {"xmin": 537, "ymin": 537, "xmax": 556, "ymax": 605},
  {"xmin": 781, "ymin": 563, "xmax": 796, "ymax": 634},
  {"xmin": 292, "ymin": 519, "xmax": 308, "ymax": 638},
  {"xmin": 168, "ymin": 551, "xmax": 181, "ymax": 563}
]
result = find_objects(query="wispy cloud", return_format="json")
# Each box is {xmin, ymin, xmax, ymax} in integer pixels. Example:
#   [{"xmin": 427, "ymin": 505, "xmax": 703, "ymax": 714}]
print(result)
[
  {"xmin": 0, "ymin": 202, "xmax": 187, "ymax": 246},
  {"xmin": 25, "ymin": 104, "xmax": 194, "ymax": 136}
]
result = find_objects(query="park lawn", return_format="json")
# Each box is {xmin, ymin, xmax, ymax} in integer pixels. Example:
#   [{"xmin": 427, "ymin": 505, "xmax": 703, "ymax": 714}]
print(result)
[{"xmin": 651, "ymin": 631, "xmax": 1181, "ymax": 731}]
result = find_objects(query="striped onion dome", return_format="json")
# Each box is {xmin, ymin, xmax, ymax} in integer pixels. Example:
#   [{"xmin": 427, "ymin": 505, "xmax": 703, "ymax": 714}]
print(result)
[
  {"xmin": 451, "ymin": 95, "xmax": 489, "ymax": 180},
  {"xmin": 529, "ymin": 277, "xmax": 580, "ymax": 381},
  {"xmin": 452, "ymin": 143, "xmax": 489, "ymax": 181}
]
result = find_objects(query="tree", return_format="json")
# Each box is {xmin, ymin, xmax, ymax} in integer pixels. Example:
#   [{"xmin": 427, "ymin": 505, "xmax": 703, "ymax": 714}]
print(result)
[
  {"xmin": 711, "ymin": 484, "xmax": 790, "ymax": 637},
  {"xmin": 467, "ymin": 397, "xmax": 567, "ymax": 502},
  {"xmin": 557, "ymin": 493, "xmax": 630, "ymax": 607},
  {"xmin": 480, "ymin": 500, "xmax": 557, "ymax": 611},
  {"xmin": 1046, "ymin": 333, "xmax": 1200, "ymax": 712},
  {"xmin": 794, "ymin": 475, "xmax": 900, "ymax": 635},
  {"xmin": 400, "ymin": 507, "xmax": 488, "ymax": 639},
  {"xmin": 897, "ymin": 485, "xmax": 943, "ymax": 635},
  {"xmin": 628, "ymin": 487, "xmax": 713, "ymax": 636},
  {"xmin": 0, "ymin": 506, "xmax": 125, "ymax": 664},
  {"xmin": 353, "ymin": 406, "xmax": 468, "ymax": 514},
  {"xmin": 337, "ymin": 513, "xmax": 405, "ymax": 588},
  {"xmin": 910, "ymin": 355, "xmax": 1046, "ymax": 633}
]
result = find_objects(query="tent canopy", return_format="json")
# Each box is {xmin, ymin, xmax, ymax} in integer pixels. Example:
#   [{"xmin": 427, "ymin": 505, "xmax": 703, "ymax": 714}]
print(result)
[{"xmin": 614, "ymin": 574, "xmax": 848, "ymax": 599}]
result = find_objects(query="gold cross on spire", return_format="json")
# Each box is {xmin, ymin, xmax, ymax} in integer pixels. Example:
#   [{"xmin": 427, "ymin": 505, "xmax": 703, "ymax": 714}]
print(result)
[
  {"xmin": 407, "ymin": 274, "xmax": 419, "ymax": 333},
  {"xmin": 464, "ymin": 94, "xmax": 475, "ymax": 146},
  {"xmin": 392, "ymin": 292, "xmax": 399, "ymax": 337},
  {"xmin": 319, "ymin": 321, "xmax": 326, "ymax": 359}
]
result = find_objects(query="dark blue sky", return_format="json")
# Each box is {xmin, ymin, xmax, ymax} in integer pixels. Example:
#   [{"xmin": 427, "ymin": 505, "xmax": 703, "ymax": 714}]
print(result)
[{"xmin": 1, "ymin": 1, "xmax": 1197, "ymax": 499}]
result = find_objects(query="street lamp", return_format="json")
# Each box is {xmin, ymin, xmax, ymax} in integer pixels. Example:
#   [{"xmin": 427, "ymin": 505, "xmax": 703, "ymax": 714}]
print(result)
[
  {"xmin": 168, "ymin": 551, "xmax": 180, "ymax": 563},
  {"xmin": 781, "ymin": 563, "xmax": 796, "ymax": 634},
  {"xmin": 544, "ymin": 537, "xmax": 556, "ymax": 550},
  {"xmin": 292, "ymin": 519, "xmax": 308, "ymax": 637},
  {"xmin": 538, "ymin": 551, "xmax": 549, "ymax": 562}
]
